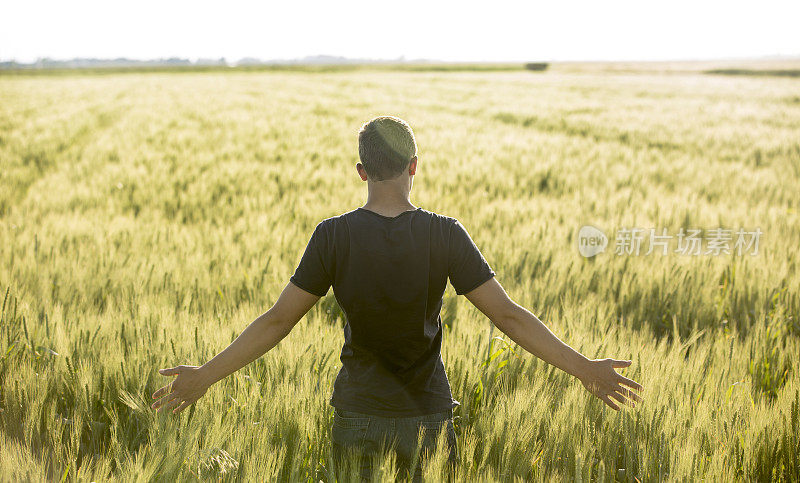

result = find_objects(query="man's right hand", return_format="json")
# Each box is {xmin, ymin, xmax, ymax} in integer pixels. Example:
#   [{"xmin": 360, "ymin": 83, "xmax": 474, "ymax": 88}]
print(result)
[
  {"xmin": 464, "ymin": 278, "xmax": 643, "ymax": 411},
  {"xmin": 577, "ymin": 359, "xmax": 643, "ymax": 410}
]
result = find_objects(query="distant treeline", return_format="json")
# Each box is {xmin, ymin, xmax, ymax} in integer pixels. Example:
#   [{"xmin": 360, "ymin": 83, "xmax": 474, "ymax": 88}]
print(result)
[
  {"xmin": 0, "ymin": 57, "xmax": 217, "ymax": 70},
  {"xmin": 0, "ymin": 56, "xmax": 557, "ymax": 75},
  {"xmin": 705, "ymin": 68, "xmax": 800, "ymax": 78},
  {"xmin": 524, "ymin": 63, "xmax": 549, "ymax": 71},
  {"xmin": 0, "ymin": 62, "xmax": 532, "ymax": 76}
]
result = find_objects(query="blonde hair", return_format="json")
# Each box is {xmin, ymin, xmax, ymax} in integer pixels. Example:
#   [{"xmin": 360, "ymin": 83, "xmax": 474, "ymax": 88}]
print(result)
[{"xmin": 358, "ymin": 116, "xmax": 417, "ymax": 181}]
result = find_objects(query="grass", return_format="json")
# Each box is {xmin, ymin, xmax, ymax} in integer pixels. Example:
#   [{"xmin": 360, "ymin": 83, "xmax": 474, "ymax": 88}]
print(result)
[{"xmin": 0, "ymin": 68, "xmax": 798, "ymax": 481}]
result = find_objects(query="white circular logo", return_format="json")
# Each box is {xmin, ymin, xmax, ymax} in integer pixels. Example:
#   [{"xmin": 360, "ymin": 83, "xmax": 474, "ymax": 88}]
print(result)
[{"xmin": 577, "ymin": 225, "xmax": 608, "ymax": 258}]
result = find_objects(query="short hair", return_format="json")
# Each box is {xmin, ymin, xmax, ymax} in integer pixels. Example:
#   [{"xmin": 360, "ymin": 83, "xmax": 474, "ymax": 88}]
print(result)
[{"xmin": 358, "ymin": 116, "xmax": 417, "ymax": 181}]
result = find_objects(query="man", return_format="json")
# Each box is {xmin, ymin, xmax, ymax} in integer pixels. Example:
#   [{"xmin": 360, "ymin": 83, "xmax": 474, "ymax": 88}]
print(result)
[{"xmin": 151, "ymin": 116, "xmax": 642, "ymax": 480}]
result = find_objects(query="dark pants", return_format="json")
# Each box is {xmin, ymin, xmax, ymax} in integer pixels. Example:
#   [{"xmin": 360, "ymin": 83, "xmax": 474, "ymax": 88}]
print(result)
[{"xmin": 330, "ymin": 407, "xmax": 458, "ymax": 482}]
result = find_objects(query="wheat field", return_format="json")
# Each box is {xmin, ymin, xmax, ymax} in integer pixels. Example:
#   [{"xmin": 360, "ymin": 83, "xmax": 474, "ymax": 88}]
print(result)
[{"xmin": 1, "ymin": 67, "xmax": 798, "ymax": 481}]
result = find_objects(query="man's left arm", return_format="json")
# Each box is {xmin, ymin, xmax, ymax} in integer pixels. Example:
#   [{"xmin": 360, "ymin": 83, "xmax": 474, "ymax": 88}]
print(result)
[{"xmin": 151, "ymin": 281, "xmax": 320, "ymax": 414}]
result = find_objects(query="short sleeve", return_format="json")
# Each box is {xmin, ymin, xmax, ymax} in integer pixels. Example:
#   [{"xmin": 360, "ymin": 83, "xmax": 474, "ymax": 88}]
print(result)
[
  {"xmin": 448, "ymin": 220, "xmax": 495, "ymax": 295},
  {"xmin": 289, "ymin": 221, "xmax": 333, "ymax": 297}
]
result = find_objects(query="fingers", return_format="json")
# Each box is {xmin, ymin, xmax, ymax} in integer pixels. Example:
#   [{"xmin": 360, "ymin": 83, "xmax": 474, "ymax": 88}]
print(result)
[
  {"xmin": 617, "ymin": 374, "xmax": 643, "ymax": 392},
  {"xmin": 608, "ymin": 390, "xmax": 631, "ymax": 407},
  {"xmin": 617, "ymin": 385, "xmax": 643, "ymax": 404},
  {"xmin": 158, "ymin": 397, "xmax": 182, "ymax": 413},
  {"xmin": 611, "ymin": 387, "xmax": 639, "ymax": 408},
  {"xmin": 594, "ymin": 381, "xmax": 641, "ymax": 410},
  {"xmin": 151, "ymin": 394, "xmax": 194, "ymax": 414},
  {"xmin": 152, "ymin": 383, "xmax": 172, "ymax": 400},
  {"xmin": 151, "ymin": 393, "xmax": 177, "ymax": 411},
  {"xmin": 159, "ymin": 366, "xmax": 183, "ymax": 376},
  {"xmin": 610, "ymin": 359, "xmax": 632, "ymax": 369},
  {"xmin": 599, "ymin": 393, "xmax": 620, "ymax": 411},
  {"xmin": 150, "ymin": 393, "xmax": 178, "ymax": 409},
  {"xmin": 173, "ymin": 400, "xmax": 193, "ymax": 414}
]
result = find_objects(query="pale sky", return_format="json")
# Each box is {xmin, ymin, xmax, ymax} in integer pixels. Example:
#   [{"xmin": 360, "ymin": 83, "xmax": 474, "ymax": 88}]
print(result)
[{"xmin": 2, "ymin": 0, "xmax": 799, "ymax": 63}]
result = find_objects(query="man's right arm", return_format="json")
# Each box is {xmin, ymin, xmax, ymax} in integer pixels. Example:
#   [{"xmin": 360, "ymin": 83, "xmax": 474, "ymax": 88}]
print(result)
[{"xmin": 463, "ymin": 277, "xmax": 642, "ymax": 410}]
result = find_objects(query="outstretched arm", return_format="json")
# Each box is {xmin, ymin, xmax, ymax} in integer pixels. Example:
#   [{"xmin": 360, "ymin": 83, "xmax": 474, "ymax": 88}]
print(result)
[
  {"xmin": 151, "ymin": 281, "xmax": 320, "ymax": 414},
  {"xmin": 464, "ymin": 278, "xmax": 642, "ymax": 410}
]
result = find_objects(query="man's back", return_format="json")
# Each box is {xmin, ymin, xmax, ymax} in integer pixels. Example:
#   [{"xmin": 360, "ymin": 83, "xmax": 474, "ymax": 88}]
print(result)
[{"xmin": 290, "ymin": 207, "xmax": 495, "ymax": 416}]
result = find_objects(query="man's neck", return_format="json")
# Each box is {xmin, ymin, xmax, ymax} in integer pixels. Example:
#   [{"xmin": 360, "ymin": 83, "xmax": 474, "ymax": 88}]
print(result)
[{"xmin": 362, "ymin": 182, "xmax": 416, "ymax": 217}]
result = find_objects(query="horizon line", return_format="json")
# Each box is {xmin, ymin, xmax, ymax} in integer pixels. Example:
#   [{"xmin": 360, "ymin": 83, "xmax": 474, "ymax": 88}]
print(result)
[{"xmin": 3, "ymin": 53, "xmax": 800, "ymax": 66}]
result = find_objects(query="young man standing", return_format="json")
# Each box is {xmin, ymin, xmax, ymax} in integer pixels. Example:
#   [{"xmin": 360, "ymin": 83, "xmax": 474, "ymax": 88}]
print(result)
[{"xmin": 151, "ymin": 116, "xmax": 642, "ymax": 480}]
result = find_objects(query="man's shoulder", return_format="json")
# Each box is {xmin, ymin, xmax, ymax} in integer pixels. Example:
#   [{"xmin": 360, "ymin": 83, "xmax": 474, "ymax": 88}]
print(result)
[
  {"xmin": 309, "ymin": 210, "xmax": 355, "ymax": 235},
  {"xmin": 317, "ymin": 209, "xmax": 358, "ymax": 226},
  {"xmin": 317, "ymin": 208, "xmax": 459, "ymax": 229},
  {"xmin": 417, "ymin": 208, "xmax": 459, "ymax": 227}
]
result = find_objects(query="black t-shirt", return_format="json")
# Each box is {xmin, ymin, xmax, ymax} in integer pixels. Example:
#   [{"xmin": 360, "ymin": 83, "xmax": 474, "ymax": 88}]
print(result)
[{"xmin": 289, "ymin": 207, "xmax": 495, "ymax": 417}]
